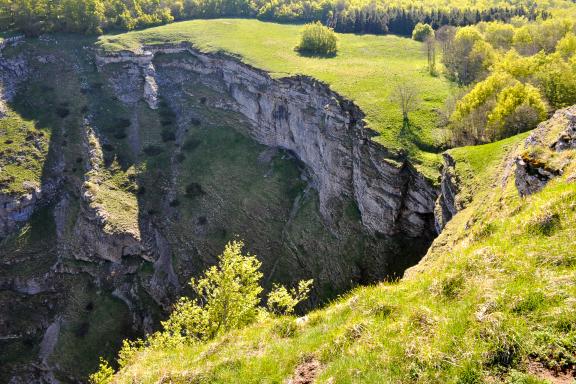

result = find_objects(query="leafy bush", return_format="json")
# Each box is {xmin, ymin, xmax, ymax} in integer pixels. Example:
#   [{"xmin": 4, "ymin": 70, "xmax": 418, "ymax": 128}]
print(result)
[
  {"xmin": 412, "ymin": 23, "xmax": 434, "ymax": 42},
  {"xmin": 93, "ymin": 240, "xmax": 314, "ymax": 379},
  {"xmin": 267, "ymin": 279, "xmax": 313, "ymax": 315},
  {"xmin": 162, "ymin": 240, "xmax": 264, "ymax": 342},
  {"xmin": 296, "ymin": 21, "xmax": 337, "ymax": 56},
  {"xmin": 88, "ymin": 358, "xmax": 114, "ymax": 384}
]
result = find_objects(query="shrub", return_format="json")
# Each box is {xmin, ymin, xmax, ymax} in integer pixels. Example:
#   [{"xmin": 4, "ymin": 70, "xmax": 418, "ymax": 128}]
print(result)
[
  {"xmin": 412, "ymin": 23, "xmax": 434, "ymax": 42},
  {"xmin": 88, "ymin": 358, "xmax": 114, "ymax": 384},
  {"xmin": 161, "ymin": 240, "xmax": 264, "ymax": 342},
  {"xmin": 296, "ymin": 21, "xmax": 337, "ymax": 56},
  {"xmin": 556, "ymin": 32, "xmax": 576, "ymax": 59},
  {"xmin": 267, "ymin": 279, "xmax": 313, "ymax": 315}
]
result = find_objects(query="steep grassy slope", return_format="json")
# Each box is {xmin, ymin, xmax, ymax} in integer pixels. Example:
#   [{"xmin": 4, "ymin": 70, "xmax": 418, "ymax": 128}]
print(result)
[
  {"xmin": 109, "ymin": 114, "xmax": 576, "ymax": 383},
  {"xmin": 97, "ymin": 19, "xmax": 454, "ymax": 180}
]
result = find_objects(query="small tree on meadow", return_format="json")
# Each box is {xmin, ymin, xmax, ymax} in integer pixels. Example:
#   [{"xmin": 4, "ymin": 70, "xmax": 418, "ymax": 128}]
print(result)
[
  {"xmin": 297, "ymin": 21, "xmax": 337, "ymax": 56},
  {"xmin": 267, "ymin": 279, "xmax": 313, "ymax": 315},
  {"xmin": 390, "ymin": 83, "xmax": 421, "ymax": 122}
]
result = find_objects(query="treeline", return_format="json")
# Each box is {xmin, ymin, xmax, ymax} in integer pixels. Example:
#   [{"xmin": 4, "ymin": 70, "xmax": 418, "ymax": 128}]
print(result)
[
  {"xmin": 439, "ymin": 18, "xmax": 576, "ymax": 145},
  {"xmin": 0, "ymin": 0, "xmax": 547, "ymax": 36}
]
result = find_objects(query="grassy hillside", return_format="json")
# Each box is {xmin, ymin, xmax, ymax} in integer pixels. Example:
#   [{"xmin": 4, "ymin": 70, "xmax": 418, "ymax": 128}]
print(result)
[
  {"xmin": 97, "ymin": 19, "xmax": 455, "ymax": 180},
  {"xmin": 106, "ymin": 109, "xmax": 576, "ymax": 383}
]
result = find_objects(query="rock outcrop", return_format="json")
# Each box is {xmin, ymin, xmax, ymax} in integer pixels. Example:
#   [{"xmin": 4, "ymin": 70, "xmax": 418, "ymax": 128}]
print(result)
[
  {"xmin": 434, "ymin": 153, "xmax": 460, "ymax": 232},
  {"xmin": 515, "ymin": 106, "xmax": 576, "ymax": 196},
  {"xmin": 96, "ymin": 43, "xmax": 438, "ymax": 239}
]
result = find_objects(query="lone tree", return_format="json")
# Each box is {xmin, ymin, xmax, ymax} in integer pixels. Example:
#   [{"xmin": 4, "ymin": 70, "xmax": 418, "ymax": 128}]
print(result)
[
  {"xmin": 296, "ymin": 21, "xmax": 337, "ymax": 56},
  {"xmin": 412, "ymin": 22, "xmax": 434, "ymax": 42},
  {"xmin": 390, "ymin": 83, "xmax": 420, "ymax": 121}
]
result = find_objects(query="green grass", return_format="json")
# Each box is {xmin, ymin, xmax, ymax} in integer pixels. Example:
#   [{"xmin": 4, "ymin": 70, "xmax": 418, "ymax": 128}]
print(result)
[
  {"xmin": 0, "ymin": 110, "xmax": 50, "ymax": 194},
  {"xmin": 109, "ymin": 126, "xmax": 576, "ymax": 383},
  {"xmin": 97, "ymin": 19, "xmax": 455, "ymax": 179}
]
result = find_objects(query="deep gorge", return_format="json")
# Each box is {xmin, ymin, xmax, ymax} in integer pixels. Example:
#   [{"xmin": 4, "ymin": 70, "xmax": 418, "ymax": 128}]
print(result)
[{"xmin": 0, "ymin": 37, "xmax": 443, "ymax": 383}]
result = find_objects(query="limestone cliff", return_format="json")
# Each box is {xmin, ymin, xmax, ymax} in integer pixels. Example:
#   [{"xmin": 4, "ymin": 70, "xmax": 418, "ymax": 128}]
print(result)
[
  {"xmin": 96, "ymin": 43, "xmax": 438, "ymax": 240},
  {"xmin": 434, "ymin": 153, "xmax": 460, "ymax": 232}
]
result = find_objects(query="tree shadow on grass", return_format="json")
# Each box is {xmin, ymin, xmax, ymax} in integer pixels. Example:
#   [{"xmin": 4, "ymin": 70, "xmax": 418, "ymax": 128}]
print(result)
[
  {"xmin": 399, "ymin": 118, "xmax": 444, "ymax": 154},
  {"xmin": 295, "ymin": 49, "xmax": 337, "ymax": 59}
]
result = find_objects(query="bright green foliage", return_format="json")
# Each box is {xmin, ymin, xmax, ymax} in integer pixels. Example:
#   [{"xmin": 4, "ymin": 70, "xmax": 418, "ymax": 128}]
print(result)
[
  {"xmin": 412, "ymin": 22, "xmax": 434, "ymax": 42},
  {"xmin": 296, "ymin": 21, "xmax": 337, "ymax": 55},
  {"xmin": 92, "ymin": 239, "xmax": 314, "ymax": 377},
  {"xmin": 443, "ymin": 26, "xmax": 495, "ymax": 84},
  {"xmin": 448, "ymin": 19, "xmax": 576, "ymax": 145},
  {"xmin": 513, "ymin": 18, "xmax": 574, "ymax": 55},
  {"xmin": 267, "ymin": 279, "xmax": 313, "ymax": 315},
  {"xmin": 450, "ymin": 72, "xmax": 513, "ymax": 143},
  {"xmin": 451, "ymin": 72, "xmax": 547, "ymax": 143},
  {"xmin": 161, "ymin": 240, "xmax": 263, "ymax": 342},
  {"xmin": 556, "ymin": 32, "xmax": 576, "ymax": 59},
  {"xmin": 453, "ymin": 72, "xmax": 514, "ymax": 120},
  {"xmin": 487, "ymin": 82, "xmax": 547, "ymax": 139},
  {"xmin": 88, "ymin": 358, "xmax": 114, "ymax": 384},
  {"xmin": 59, "ymin": 0, "xmax": 105, "ymax": 34},
  {"xmin": 535, "ymin": 55, "xmax": 576, "ymax": 109},
  {"xmin": 483, "ymin": 21, "xmax": 515, "ymax": 50}
]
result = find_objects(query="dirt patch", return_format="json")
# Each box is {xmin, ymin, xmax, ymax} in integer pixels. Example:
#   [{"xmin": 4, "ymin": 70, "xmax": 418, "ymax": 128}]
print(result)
[
  {"xmin": 528, "ymin": 361, "xmax": 576, "ymax": 384},
  {"xmin": 288, "ymin": 357, "xmax": 321, "ymax": 384}
]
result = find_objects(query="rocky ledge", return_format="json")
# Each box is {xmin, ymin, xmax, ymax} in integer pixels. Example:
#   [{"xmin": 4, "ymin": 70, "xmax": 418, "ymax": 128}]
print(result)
[{"xmin": 516, "ymin": 106, "xmax": 576, "ymax": 196}]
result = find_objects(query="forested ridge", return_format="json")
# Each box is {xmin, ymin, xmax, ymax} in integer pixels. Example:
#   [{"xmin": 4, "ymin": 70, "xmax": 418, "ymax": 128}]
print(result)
[{"xmin": 0, "ymin": 0, "xmax": 557, "ymax": 36}]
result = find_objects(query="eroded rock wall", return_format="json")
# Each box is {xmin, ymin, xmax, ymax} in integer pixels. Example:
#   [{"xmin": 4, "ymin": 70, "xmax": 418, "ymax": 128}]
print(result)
[{"xmin": 96, "ymin": 43, "xmax": 438, "ymax": 240}]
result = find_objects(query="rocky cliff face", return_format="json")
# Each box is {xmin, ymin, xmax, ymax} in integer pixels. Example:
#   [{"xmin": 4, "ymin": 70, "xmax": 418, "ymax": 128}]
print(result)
[
  {"xmin": 0, "ymin": 36, "xmax": 40, "ymax": 238},
  {"xmin": 96, "ymin": 43, "xmax": 438, "ymax": 239},
  {"xmin": 434, "ymin": 153, "xmax": 460, "ymax": 232},
  {"xmin": 515, "ymin": 106, "xmax": 576, "ymax": 196}
]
